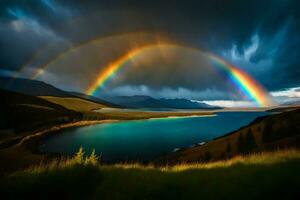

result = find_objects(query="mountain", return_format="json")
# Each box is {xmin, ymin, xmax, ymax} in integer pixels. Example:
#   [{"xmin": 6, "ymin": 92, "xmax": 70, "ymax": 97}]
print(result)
[
  {"xmin": 107, "ymin": 95, "xmax": 221, "ymax": 109},
  {"xmin": 0, "ymin": 77, "xmax": 219, "ymax": 109},
  {"xmin": 267, "ymin": 101, "xmax": 300, "ymax": 112},
  {"xmin": 280, "ymin": 100, "xmax": 300, "ymax": 106},
  {"xmin": 0, "ymin": 76, "xmax": 71, "ymax": 97}
]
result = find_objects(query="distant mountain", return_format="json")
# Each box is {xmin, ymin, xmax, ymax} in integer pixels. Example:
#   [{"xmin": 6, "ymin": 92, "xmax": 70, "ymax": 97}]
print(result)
[
  {"xmin": 280, "ymin": 100, "xmax": 300, "ymax": 107},
  {"xmin": 107, "ymin": 95, "xmax": 222, "ymax": 109},
  {"xmin": 0, "ymin": 77, "xmax": 220, "ymax": 109},
  {"xmin": 70, "ymin": 92, "xmax": 122, "ymax": 108},
  {"xmin": 267, "ymin": 100, "xmax": 300, "ymax": 112},
  {"xmin": 0, "ymin": 76, "xmax": 70, "ymax": 97}
]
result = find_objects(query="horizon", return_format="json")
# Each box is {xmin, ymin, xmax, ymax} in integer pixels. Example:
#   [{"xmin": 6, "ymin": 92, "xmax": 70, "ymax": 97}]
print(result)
[
  {"xmin": 0, "ymin": 1, "xmax": 300, "ymax": 108},
  {"xmin": 1, "ymin": 75, "xmax": 300, "ymax": 108}
]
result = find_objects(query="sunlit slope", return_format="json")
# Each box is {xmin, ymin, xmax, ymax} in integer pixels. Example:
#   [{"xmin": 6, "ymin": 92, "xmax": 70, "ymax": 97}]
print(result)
[
  {"xmin": 40, "ymin": 96, "xmax": 108, "ymax": 112},
  {"xmin": 1, "ymin": 150, "xmax": 299, "ymax": 199},
  {"xmin": 158, "ymin": 109, "xmax": 300, "ymax": 163},
  {"xmin": 0, "ymin": 89, "xmax": 81, "ymax": 133}
]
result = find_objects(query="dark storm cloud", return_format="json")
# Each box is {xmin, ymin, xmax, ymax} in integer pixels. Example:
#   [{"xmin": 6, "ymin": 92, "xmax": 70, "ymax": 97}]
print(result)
[
  {"xmin": 0, "ymin": 0, "xmax": 72, "ymax": 70},
  {"xmin": 0, "ymin": 0, "xmax": 299, "ymax": 94}
]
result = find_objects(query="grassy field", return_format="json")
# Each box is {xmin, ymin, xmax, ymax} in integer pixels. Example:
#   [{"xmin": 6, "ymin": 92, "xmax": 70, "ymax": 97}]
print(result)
[
  {"xmin": 89, "ymin": 110, "xmax": 213, "ymax": 120},
  {"xmin": 40, "ymin": 96, "xmax": 108, "ymax": 112},
  {"xmin": 1, "ymin": 149, "xmax": 299, "ymax": 200},
  {"xmin": 40, "ymin": 96, "xmax": 213, "ymax": 120}
]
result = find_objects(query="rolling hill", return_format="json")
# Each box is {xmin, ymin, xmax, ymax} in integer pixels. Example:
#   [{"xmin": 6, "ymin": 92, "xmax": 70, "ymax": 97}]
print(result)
[
  {"xmin": 157, "ymin": 108, "xmax": 300, "ymax": 164},
  {"xmin": 40, "ymin": 96, "xmax": 108, "ymax": 112},
  {"xmin": 0, "ymin": 89, "xmax": 82, "ymax": 133},
  {"xmin": 70, "ymin": 92, "xmax": 121, "ymax": 108},
  {"xmin": 0, "ymin": 76, "xmax": 118, "ymax": 108}
]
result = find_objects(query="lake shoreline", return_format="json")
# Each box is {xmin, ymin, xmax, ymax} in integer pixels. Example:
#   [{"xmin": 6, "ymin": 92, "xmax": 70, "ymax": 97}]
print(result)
[
  {"xmin": 0, "ymin": 111, "xmax": 216, "ymax": 175},
  {"xmin": 146, "ymin": 114, "xmax": 217, "ymax": 120},
  {"xmin": 0, "ymin": 120, "xmax": 120, "ymax": 175},
  {"xmin": 21, "ymin": 112, "xmax": 216, "ymax": 149},
  {"xmin": 39, "ymin": 111, "xmax": 270, "ymax": 164}
]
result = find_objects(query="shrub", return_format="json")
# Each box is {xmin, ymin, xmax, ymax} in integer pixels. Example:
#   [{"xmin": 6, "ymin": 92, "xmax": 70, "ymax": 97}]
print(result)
[
  {"xmin": 72, "ymin": 146, "xmax": 85, "ymax": 164},
  {"xmin": 85, "ymin": 149, "xmax": 100, "ymax": 165},
  {"xmin": 67, "ymin": 147, "xmax": 101, "ymax": 166}
]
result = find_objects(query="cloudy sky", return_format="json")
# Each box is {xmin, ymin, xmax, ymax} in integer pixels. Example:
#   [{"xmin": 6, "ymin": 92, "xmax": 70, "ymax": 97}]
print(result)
[{"xmin": 0, "ymin": 0, "xmax": 300, "ymax": 106}]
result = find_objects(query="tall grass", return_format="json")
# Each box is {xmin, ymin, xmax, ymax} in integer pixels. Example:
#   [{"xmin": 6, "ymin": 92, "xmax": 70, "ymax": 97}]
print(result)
[
  {"xmin": 1, "ymin": 149, "xmax": 300, "ymax": 200},
  {"xmin": 27, "ymin": 147, "xmax": 100, "ymax": 174}
]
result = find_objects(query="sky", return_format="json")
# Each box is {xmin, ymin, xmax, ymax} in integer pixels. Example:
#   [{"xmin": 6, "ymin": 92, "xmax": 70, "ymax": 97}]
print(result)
[{"xmin": 0, "ymin": 0, "xmax": 300, "ymax": 106}]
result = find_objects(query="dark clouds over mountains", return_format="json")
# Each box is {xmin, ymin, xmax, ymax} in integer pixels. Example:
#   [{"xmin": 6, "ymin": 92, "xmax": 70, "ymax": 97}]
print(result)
[{"xmin": 0, "ymin": 0, "xmax": 299, "ymax": 100}]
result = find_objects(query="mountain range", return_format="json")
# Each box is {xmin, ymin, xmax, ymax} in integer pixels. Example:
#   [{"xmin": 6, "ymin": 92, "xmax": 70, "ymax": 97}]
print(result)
[
  {"xmin": 0, "ymin": 76, "xmax": 220, "ymax": 109},
  {"xmin": 107, "ymin": 95, "xmax": 221, "ymax": 109}
]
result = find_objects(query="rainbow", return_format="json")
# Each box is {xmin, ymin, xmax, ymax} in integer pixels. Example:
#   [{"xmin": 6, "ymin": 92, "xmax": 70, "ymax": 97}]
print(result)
[
  {"xmin": 86, "ymin": 44, "xmax": 162, "ymax": 95},
  {"xmin": 206, "ymin": 54, "xmax": 274, "ymax": 107},
  {"xmin": 86, "ymin": 44, "xmax": 274, "ymax": 107}
]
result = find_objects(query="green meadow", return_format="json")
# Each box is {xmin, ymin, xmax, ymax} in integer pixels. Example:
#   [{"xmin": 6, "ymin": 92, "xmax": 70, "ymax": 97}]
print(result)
[{"xmin": 1, "ymin": 149, "xmax": 299, "ymax": 200}]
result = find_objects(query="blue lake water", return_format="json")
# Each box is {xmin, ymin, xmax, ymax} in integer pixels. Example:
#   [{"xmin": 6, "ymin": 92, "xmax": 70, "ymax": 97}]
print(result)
[{"xmin": 40, "ymin": 112, "xmax": 269, "ymax": 162}]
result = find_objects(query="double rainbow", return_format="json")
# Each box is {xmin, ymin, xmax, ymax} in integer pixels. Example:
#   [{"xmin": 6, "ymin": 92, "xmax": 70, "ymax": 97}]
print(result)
[{"xmin": 85, "ymin": 44, "xmax": 274, "ymax": 107}]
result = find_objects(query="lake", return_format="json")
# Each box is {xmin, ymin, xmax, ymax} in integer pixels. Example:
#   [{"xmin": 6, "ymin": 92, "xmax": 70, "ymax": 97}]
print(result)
[{"xmin": 39, "ymin": 112, "xmax": 269, "ymax": 162}]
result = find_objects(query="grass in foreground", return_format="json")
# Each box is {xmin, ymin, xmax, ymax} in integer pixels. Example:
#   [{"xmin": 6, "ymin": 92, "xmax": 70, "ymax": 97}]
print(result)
[{"xmin": 1, "ymin": 149, "xmax": 300, "ymax": 200}]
